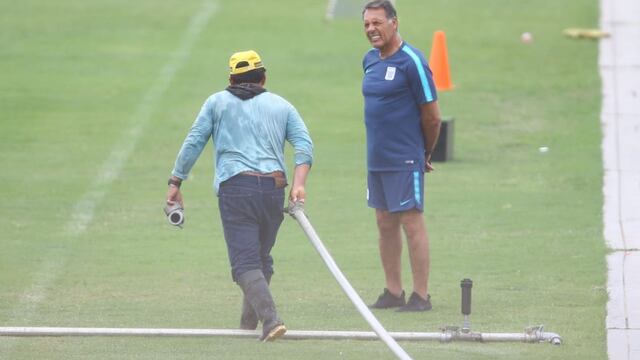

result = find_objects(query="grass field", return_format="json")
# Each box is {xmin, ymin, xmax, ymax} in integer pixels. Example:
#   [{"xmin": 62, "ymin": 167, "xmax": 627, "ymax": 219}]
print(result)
[{"xmin": 0, "ymin": 0, "xmax": 606, "ymax": 359}]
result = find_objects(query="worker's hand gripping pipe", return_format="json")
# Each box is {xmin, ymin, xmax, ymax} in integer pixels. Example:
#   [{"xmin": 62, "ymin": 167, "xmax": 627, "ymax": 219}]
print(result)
[{"xmin": 285, "ymin": 202, "xmax": 413, "ymax": 360}]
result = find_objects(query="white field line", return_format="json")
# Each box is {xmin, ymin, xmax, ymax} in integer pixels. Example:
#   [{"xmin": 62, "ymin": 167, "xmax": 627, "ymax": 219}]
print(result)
[
  {"xmin": 325, "ymin": 0, "xmax": 338, "ymax": 20},
  {"xmin": 1, "ymin": 1, "xmax": 217, "ymax": 353},
  {"xmin": 66, "ymin": 0, "xmax": 218, "ymax": 236}
]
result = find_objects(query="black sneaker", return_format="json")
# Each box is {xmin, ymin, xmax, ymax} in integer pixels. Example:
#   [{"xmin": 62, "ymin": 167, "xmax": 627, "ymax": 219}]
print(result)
[
  {"xmin": 396, "ymin": 292, "xmax": 432, "ymax": 312},
  {"xmin": 370, "ymin": 288, "xmax": 406, "ymax": 309}
]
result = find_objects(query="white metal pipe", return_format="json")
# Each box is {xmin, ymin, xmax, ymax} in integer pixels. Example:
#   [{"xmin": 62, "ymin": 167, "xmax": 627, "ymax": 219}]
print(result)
[
  {"xmin": 0, "ymin": 327, "xmax": 435, "ymax": 340},
  {"xmin": 0, "ymin": 326, "xmax": 562, "ymax": 344},
  {"xmin": 286, "ymin": 204, "xmax": 413, "ymax": 360},
  {"xmin": 0, "ymin": 327, "xmax": 258, "ymax": 338}
]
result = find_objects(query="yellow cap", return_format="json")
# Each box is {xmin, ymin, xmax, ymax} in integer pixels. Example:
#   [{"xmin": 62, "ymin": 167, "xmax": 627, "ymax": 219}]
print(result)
[{"xmin": 229, "ymin": 50, "xmax": 264, "ymax": 75}]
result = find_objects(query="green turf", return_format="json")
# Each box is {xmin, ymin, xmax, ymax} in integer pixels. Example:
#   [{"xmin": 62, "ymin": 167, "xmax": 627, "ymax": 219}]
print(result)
[{"xmin": 0, "ymin": 0, "xmax": 606, "ymax": 359}]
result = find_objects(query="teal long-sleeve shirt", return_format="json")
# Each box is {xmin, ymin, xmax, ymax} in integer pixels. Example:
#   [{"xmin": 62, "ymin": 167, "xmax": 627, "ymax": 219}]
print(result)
[{"xmin": 171, "ymin": 89, "xmax": 313, "ymax": 193}]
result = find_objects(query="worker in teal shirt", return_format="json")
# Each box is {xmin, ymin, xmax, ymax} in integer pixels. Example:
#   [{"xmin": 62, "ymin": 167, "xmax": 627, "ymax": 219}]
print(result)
[{"xmin": 166, "ymin": 50, "xmax": 313, "ymax": 342}]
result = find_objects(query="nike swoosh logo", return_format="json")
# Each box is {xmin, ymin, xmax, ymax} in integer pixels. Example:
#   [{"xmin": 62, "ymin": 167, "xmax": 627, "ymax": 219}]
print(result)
[{"xmin": 400, "ymin": 199, "xmax": 411, "ymax": 206}]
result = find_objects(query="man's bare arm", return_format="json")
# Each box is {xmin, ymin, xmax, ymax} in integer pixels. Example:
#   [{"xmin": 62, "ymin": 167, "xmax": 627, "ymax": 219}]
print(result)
[{"xmin": 420, "ymin": 101, "xmax": 442, "ymax": 171}]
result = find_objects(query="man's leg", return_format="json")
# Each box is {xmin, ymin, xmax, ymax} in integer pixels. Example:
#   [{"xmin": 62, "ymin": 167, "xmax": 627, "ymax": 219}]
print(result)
[
  {"xmin": 237, "ymin": 269, "xmax": 286, "ymax": 341},
  {"xmin": 399, "ymin": 209, "xmax": 430, "ymax": 300},
  {"xmin": 242, "ymin": 185, "xmax": 284, "ymax": 329},
  {"xmin": 240, "ymin": 272, "xmax": 271, "ymax": 330},
  {"xmin": 376, "ymin": 209, "xmax": 404, "ymax": 297},
  {"xmin": 218, "ymin": 175, "xmax": 283, "ymax": 336}
]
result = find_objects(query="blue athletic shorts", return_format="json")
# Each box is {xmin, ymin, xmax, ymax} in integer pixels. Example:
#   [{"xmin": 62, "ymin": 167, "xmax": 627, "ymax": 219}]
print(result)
[{"xmin": 367, "ymin": 170, "xmax": 424, "ymax": 213}]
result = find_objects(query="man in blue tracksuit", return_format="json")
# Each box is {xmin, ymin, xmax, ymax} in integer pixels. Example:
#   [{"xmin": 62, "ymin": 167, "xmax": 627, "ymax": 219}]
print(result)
[
  {"xmin": 362, "ymin": 0, "xmax": 441, "ymax": 312},
  {"xmin": 166, "ymin": 50, "xmax": 313, "ymax": 341}
]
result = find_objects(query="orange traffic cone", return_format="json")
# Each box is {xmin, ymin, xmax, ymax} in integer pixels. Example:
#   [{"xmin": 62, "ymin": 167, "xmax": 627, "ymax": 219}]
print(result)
[{"xmin": 429, "ymin": 30, "xmax": 454, "ymax": 91}]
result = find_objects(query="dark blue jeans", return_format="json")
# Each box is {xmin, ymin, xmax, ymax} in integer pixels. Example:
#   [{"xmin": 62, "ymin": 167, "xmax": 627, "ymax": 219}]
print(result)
[{"xmin": 218, "ymin": 174, "xmax": 285, "ymax": 282}]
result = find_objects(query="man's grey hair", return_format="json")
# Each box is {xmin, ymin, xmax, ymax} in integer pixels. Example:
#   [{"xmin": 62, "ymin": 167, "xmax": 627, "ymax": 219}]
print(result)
[{"xmin": 362, "ymin": 0, "xmax": 397, "ymax": 19}]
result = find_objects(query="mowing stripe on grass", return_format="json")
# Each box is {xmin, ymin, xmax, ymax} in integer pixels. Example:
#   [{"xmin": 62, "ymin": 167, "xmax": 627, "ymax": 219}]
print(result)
[
  {"xmin": 0, "ymin": 1, "xmax": 218, "ymax": 354},
  {"xmin": 66, "ymin": 0, "xmax": 219, "ymax": 236}
]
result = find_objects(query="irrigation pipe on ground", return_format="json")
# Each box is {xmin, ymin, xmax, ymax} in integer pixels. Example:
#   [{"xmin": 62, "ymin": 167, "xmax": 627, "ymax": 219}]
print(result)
[
  {"xmin": 0, "ymin": 205, "xmax": 562, "ymax": 351},
  {"xmin": 0, "ymin": 325, "xmax": 561, "ymax": 344},
  {"xmin": 285, "ymin": 202, "xmax": 413, "ymax": 360}
]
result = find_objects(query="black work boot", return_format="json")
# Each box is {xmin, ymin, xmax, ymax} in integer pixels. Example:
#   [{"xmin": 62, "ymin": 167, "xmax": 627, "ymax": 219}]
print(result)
[
  {"xmin": 240, "ymin": 297, "xmax": 258, "ymax": 330},
  {"xmin": 240, "ymin": 273, "xmax": 271, "ymax": 330},
  {"xmin": 237, "ymin": 270, "xmax": 286, "ymax": 342}
]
